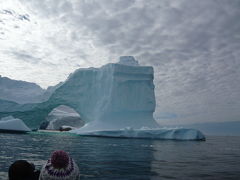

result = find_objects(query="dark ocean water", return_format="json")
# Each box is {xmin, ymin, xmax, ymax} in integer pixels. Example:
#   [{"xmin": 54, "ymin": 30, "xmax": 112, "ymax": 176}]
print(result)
[{"xmin": 0, "ymin": 133, "xmax": 240, "ymax": 180}]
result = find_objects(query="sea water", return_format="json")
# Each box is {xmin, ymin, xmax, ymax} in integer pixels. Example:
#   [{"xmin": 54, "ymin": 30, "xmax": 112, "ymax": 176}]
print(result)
[{"xmin": 0, "ymin": 133, "xmax": 240, "ymax": 180}]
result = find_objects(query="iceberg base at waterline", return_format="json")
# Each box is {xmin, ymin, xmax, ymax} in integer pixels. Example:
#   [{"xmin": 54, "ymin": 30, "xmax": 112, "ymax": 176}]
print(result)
[
  {"xmin": 0, "ymin": 116, "xmax": 31, "ymax": 133},
  {"xmin": 70, "ymin": 127, "xmax": 206, "ymax": 141}
]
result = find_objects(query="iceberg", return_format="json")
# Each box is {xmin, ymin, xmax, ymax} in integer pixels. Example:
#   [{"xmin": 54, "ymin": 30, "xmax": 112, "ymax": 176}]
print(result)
[
  {"xmin": 0, "ymin": 56, "xmax": 205, "ymax": 140},
  {"xmin": 0, "ymin": 56, "xmax": 158, "ymax": 129},
  {"xmin": 0, "ymin": 116, "xmax": 31, "ymax": 132},
  {"xmin": 50, "ymin": 55, "xmax": 158, "ymax": 131}
]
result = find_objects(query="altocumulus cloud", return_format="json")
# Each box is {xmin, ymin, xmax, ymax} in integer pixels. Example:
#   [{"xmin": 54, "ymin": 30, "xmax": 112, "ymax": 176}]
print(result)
[{"xmin": 0, "ymin": 0, "xmax": 240, "ymax": 125}]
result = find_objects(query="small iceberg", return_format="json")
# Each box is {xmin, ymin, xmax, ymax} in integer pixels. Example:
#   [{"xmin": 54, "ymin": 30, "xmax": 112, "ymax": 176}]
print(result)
[
  {"xmin": 71, "ymin": 127, "xmax": 206, "ymax": 141},
  {"xmin": 0, "ymin": 116, "xmax": 31, "ymax": 133}
]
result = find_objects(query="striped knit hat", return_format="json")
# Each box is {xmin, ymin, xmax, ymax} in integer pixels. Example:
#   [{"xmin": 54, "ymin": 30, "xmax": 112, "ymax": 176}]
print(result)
[{"xmin": 39, "ymin": 150, "xmax": 79, "ymax": 180}]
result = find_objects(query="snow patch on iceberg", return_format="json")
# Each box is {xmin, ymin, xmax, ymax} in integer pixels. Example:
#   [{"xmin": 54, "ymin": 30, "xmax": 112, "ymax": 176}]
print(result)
[
  {"xmin": 70, "ymin": 127, "xmax": 206, "ymax": 141},
  {"xmin": 118, "ymin": 56, "xmax": 139, "ymax": 66},
  {"xmin": 0, "ymin": 116, "xmax": 31, "ymax": 132}
]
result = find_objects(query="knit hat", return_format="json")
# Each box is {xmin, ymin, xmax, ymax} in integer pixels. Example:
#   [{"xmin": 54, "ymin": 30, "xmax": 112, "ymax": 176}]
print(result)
[{"xmin": 39, "ymin": 150, "xmax": 80, "ymax": 180}]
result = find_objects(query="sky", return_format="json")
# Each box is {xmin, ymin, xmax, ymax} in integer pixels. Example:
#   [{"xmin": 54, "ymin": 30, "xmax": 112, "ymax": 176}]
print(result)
[{"xmin": 0, "ymin": 0, "xmax": 240, "ymax": 125}]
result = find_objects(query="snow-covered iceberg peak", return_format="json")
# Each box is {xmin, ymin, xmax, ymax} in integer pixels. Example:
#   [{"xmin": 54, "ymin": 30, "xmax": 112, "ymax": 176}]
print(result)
[{"xmin": 118, "ymin": 56, "xmax": 139, "ymax": 66}]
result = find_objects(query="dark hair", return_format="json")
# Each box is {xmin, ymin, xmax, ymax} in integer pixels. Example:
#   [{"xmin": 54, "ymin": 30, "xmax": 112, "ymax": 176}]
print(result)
[{"xmin": 8, "ymin": 160, "xmax": 40, "ymax": 180}]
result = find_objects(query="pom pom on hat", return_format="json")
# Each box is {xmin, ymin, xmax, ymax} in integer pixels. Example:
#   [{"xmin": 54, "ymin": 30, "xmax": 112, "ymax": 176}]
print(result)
[{"xmin": 51, "ymin": 150, "xmax": 69, "ymax": 169}]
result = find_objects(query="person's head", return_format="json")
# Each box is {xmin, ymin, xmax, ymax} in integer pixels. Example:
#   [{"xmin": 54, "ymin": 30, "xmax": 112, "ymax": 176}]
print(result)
[
  {"xmin": 8, "ymin": 160, "xmax": 40, "ymax": 180},
  {"xmin": 39, "ymin": 150, "xmax": 79, "ymax": 180}
]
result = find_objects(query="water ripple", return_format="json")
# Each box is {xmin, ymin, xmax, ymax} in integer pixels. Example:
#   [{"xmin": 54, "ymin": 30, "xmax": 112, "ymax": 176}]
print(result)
[{"xmin": 0, "ymin": 134, "xmax": 240, "ymax": 179}]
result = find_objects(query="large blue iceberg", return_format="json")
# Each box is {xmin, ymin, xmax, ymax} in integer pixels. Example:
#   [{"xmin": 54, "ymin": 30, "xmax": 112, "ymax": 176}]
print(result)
[{"xmin": 0, "ymin": 56, "xmax": 205, "ymax": 140}]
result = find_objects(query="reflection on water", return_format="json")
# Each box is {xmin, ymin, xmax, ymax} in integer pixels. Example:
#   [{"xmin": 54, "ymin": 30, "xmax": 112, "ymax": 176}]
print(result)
[
  {"xmin": 0, "ymin": 133, "xmax": 240, "ymax": 179},
  {"xmin": 151, "ymin": 137, "xmax": 240, "ymax": 179}
]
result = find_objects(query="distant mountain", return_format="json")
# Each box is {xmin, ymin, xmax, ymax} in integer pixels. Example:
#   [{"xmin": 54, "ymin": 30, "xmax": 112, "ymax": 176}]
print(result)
[
  {"xmin": 0, "ymin": 75, "xmax": 63, "ymax": 104},
  {"xmin": 0, "ymin": 75, "xmax": 45, "ymax": 104}
]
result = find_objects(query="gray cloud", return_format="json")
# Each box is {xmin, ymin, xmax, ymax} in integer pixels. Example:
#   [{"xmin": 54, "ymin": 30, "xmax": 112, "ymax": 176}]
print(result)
[
  {"xmin": 1, "ymin": 0, "xmax": 240, "ymax": 125},
  {"xmin": 10, "ymin": 51, "xmax": 41, "ymax": 64}
]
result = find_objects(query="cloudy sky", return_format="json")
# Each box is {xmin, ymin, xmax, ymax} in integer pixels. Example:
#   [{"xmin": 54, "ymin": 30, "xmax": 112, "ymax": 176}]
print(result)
[{"xmin": 0, "ymin": 0, "xmax": 240, "ymax": 125}]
